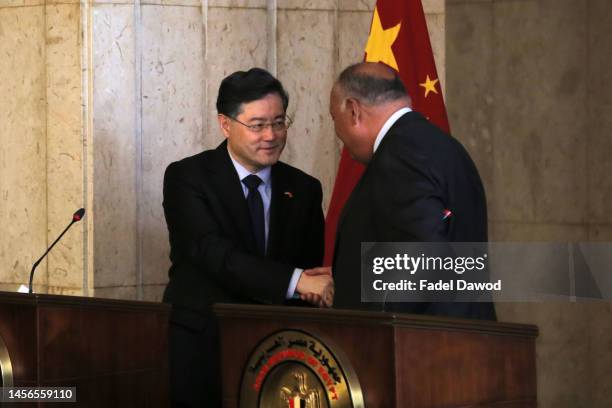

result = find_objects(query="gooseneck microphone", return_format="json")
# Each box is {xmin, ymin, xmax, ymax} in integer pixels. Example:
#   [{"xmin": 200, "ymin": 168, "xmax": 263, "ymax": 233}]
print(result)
[{"xmin": 28, "ymin": 208, "xmax": 85, "ymax": 294}]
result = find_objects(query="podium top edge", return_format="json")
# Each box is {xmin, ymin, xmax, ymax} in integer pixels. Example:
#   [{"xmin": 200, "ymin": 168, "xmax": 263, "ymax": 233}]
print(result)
[
  {"xmin": 213, "ymin": 303, "xmax": 538, "ymax": 338},
  {"xmin": 0, "ymin": 291, "xmax": 170, "ymax": 313}
]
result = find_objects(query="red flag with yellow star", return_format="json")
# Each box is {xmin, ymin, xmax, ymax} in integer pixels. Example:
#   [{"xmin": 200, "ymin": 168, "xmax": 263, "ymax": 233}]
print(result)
[{"xmin": 324, "ymin": 0, "xmax": 450, "ymax": 265}]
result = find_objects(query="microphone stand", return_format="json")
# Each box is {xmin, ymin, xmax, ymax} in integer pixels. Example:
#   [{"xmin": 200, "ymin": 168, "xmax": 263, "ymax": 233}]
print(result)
[{"xmin": 28, "ymin": 219, "xmax": 78, "ymax": 294}]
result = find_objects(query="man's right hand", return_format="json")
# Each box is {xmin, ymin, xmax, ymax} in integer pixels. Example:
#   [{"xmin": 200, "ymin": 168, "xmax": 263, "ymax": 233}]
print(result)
[{"xmin": 296, "ymin": 268, "xmax": 334, "ymax": 308}]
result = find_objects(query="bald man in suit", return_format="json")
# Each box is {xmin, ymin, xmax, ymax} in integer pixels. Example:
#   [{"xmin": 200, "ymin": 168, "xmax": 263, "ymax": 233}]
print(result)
[{"xmin": 328, "ymin": 62, "xmax": 495, "ymax": 320}]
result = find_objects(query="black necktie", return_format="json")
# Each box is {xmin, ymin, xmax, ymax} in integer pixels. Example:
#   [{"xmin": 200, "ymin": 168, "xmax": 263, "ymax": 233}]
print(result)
[{"xmin": 242, "ymin": 175, "xmax": 266, "ymax": 256}]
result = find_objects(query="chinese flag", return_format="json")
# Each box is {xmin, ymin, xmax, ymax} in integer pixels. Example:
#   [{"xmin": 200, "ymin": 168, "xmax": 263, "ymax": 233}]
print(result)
[{"xmin": 323, "ymin": 0, "xmax": 450, "ymax": 265}]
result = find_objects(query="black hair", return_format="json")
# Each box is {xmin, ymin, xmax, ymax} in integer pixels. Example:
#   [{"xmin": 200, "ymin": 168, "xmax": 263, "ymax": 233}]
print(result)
[
  {"xmin": 337, "ymin": 63, "xmax": 408, "ymax": 105},
  {"xmin": 216, "ymin": 67, "xmax": 289, "ymax": 117}
]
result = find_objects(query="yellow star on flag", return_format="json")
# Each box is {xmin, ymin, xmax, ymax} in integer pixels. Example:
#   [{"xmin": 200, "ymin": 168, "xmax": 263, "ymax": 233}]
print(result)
[
  {"xmin": 364, "ymin": 7, "xmax": 401, "ymax": 71},
  {"xmin": 419, "ymin": 75, "xmax": 439, "ymax": 98}
]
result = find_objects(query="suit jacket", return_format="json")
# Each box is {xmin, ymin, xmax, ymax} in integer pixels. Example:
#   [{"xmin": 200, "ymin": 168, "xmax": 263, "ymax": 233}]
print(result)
[
  {"xmin": 332, "ymin": 111, "xmax": 496, "ymax": 320},
  {"xmin": 163, "ymin": 141, "xmax": 324, "ymax": 329}
]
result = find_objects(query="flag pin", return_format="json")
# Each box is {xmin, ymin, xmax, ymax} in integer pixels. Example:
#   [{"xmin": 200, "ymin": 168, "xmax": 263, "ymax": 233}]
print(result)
[{"xmin": 284, "ymin": 191, "xmax": 294, "ymax": 199}]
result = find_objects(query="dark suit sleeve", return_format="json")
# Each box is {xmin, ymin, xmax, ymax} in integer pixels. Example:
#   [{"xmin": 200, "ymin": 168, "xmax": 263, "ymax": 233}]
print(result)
[
  {"xmin": 372, "ymin": 146, "xmax": 449, "ymax": 242},
  {"xmin": 303, "ymin": 180, "xmax": 325, "ymax": 268},
  {"xmin": 163, "ymin": 162, "xmax": 294, "ymax": 305}
]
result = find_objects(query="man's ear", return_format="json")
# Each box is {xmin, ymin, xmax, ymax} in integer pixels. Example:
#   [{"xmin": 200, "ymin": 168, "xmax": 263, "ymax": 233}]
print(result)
[
  {"xmin": 345, "ymin": 97, "xmax": 361, "ymax": 125},
  {"xmin": 217, "ymin": 114, "xmax": 231, "ymax": 139}
]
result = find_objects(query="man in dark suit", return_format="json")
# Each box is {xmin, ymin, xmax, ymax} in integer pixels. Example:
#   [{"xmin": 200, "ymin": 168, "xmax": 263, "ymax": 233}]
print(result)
[
  {"xmin": 163, "ymin": 68, "xmax": 333, "ymax": 407},
  {"xmin": 328, "ymin": 62, "xmax": 495, "ymax": 320}
]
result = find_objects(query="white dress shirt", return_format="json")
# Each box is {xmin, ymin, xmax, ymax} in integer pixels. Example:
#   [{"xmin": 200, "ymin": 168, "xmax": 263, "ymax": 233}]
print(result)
[{"xmin": 373, "ymin": 107, "xmax": 412, "ymax": 154}]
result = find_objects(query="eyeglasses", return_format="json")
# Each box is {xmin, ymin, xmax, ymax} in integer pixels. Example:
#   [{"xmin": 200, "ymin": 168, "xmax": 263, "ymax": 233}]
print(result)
[{"xmin": 226, "ymin": 115, "xmax": 292, "ymax": 133}]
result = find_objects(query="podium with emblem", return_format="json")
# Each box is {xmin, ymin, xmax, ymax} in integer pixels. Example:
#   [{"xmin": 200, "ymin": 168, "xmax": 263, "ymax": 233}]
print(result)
[{"xmin": 215, "ymin": 304, "xmax": 538, "ymax": 408}]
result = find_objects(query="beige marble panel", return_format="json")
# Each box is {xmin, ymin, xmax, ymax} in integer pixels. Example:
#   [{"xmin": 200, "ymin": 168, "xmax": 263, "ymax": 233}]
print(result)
[
  {"xmin": 498, "ymin": 302, "xmax": 591, "ymax": 407},
  {"xmin": 141, "ymin": 0, "xmax": 200, "ymax": 7},
  {"xmin": 0, "ymin": 283, "xmax": 24, "ymax": 292},
  {"xmin": 93, "ymin": 286, "xmax": 138, "ymax": 300},
  {"xmin": 535, "ymin": 307, "xmax": 591, "ymax": 407},
  {"xmin": 91, "ymin": 0, "xmax": 135, "ymax": 5},
  {"xmin": 92, "ymin": 4, "xmax": 138, "ymax": 289},
  {"xmin": 491, "ymin": 0, "xmax": 589, "ymax": 225},
  {"xmin": 0, "ymin": 6, "xmax": 47, "ymax": 289},
  {"xmin": 208, "ymin": 0, "xmax": 265, "ymax": 8},
  {"xmin": 338, "ymin": 0, "xmax": 374, "ymax": 12},
  {"xmin": 423, "ymin": 0, "xmax": 444, "ymax": 15},
  {"xmin": 141, "ymin": 5, "xmax": 204, "ymax": 288},
  {"xmin": 449, "ymin": 0, "xmax": 610, "ymax": 405},
  {"xmin": 205, "ymin": 7, "xmax": 267, "ymax": 146},
  {"xmin": 587, "ymin": 301, "xmax": 612, "ymax": 407},
  {"xmin": 277, "ymin": 9, "xmax": 336, "ymax": 211},
  {"xmin": 490, "ymin": 0, "xmax": 540, "ymax": 223},
  {"xmin": 530, "ymin": 0, "xmax": 588, "ymax": 225},
  {"xmin": 143, "ymin": 284, "xmax": 165, "ymax": 301},
  {"xmin": 426, "ymin": 13, "xmax": 445, "ymax": 97},
  {"xmin": 47, "ymin": 0, "xmax": 79, "ymax": 5},
  {"xmin": 490, "ymin": 221, "xmax": 588, "ymax": 242},
  {"xmin": 588, "ymin": 2, "xmax": 612, "ymax": 225},
  {"xmin": 587, "ymin": 0, "xmax": 612, "ymax": 225},
  {"xmin": 335, "ymin": 10, "xmax": 372, "ymax": 155},
  {"xmin": 277, "ymin": 0, "xmax": 335, "ymax": 10},
  {"xmin": 45, "ymin": 3, "xmax": 85, "ymax": 291},
  {"xmin": 589, "ymin": 0, "xmax": 612, "ymax": 106},
  {"xmin": 445, "ymin": 1, "xmax": 493, "ymax": 202},
  {"xmin": 0, "ymin": 0, "xmax": 43, "ymax": 7},
  {"xmin": 589, "ymin": 225, "xmax": 612, "ymax": 241},
  {"xmin": 588, "ymin": 102, "xmax": 612, "ymax": 223},
  {"xmin": 46, "ymin": 286, "xmax": 85, "ymax": 296},
  {"xmin": 339, "ymin": 0, "xmax": 443, "ymax": 14},
  {"xmin": 337, "ymin": 11, "xmax": 371, "ymax": 71}
]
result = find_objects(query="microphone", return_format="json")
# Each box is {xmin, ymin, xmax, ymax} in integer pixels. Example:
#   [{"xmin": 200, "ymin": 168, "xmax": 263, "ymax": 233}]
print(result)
[{"xmin": 28, "ymin": 208, "xmax": 86, "ymax": 294}]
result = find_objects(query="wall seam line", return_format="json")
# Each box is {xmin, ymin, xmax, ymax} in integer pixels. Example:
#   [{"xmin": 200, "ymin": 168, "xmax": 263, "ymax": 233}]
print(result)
[
  {"xmin": 266, "ymin": 0, "xmax": 277, "ymax": 76},
  {"xmin": 134, "ymin": 0, "xmax": 144, "ymax": 300},
  {"xmin": 43, "ymin": 0, "xmax": 49, "ymax": 292},
  {"xmin": 585, "ymin": 0, "xmax": 591, "ymax": 240},
  {"xmin": 80, "ymin": 0, "xmax": 93, "ymax": 296}
]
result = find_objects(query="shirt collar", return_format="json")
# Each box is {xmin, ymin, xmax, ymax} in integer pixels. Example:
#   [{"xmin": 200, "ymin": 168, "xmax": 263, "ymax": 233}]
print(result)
[
  {"xmin": 373, "ymin": 107, "xmax": 412, "ymax": 153},
  {"xmin": 227, "ymin": 147, "xmax": 272, "ymax": 186}
]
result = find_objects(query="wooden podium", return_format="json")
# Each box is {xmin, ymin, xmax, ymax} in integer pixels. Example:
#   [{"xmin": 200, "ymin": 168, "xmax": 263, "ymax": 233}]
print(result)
[
  {"xmin": 0, "ymin": 292, "xmax": 170, "ymax": 407},
  {"xmin": 215, "ymin": 304, "xmax": 538, "ymax": 408}
]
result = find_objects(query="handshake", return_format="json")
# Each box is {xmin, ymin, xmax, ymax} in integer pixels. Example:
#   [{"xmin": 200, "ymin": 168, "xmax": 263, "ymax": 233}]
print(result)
[{"xmin": 296, "ymin": 267, "xmax": 334, "ymax": 308}]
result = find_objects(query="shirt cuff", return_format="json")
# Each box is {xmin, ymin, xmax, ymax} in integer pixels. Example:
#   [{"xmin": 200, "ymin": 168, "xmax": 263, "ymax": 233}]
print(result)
[{"xmin": 286, "ymin": 268, "xmax": 304, "ymax": 299}]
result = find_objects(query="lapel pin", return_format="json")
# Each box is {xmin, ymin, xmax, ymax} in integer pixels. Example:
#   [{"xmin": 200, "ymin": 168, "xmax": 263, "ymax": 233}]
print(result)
[{"xmin": 283, "ymin": 191, "xmax": 294, "ymax": 199}]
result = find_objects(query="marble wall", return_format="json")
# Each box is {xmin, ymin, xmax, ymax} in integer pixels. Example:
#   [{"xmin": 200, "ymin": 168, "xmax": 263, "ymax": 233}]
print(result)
[
  {"xmin": 91, "ymin": 0, "xmax": 206, "ymax": 300},
  {"xmin": 45, "ymin": 1, "xmax": 87, "ymax": 296},
  {"xmin": 0, "ymin": 0, "xmax": 86, "ymax": 295},
  {"xmin": 92, "ymin": 2, "xmax": 138, "ymax": 299},
  {"xmin": 446, "ymin": 0, "xmax": 612, "ymax": 406},
  {"xmin": 0, "ymin": 2, "xmax": 47, "ymax": 293}
]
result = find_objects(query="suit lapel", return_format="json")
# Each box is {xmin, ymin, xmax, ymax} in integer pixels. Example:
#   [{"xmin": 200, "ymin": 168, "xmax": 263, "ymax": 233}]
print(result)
[
  {"xmin": 206, "ymin": 141, "xmax": 258, "ymax": 254},
  {"xmin": 331, "ymin": 164, "xmax": 369, "ymax": 269},
  {"xmin": 267, "ymin": 164, "xmax": 292, "ymax": 258},
  {"xmin": 336, "ymin": 164, "xmax": 368, "ymax": 236}
]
